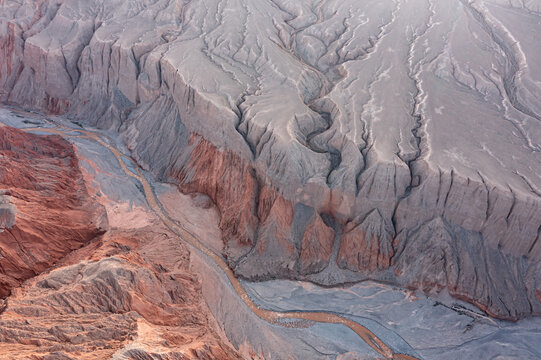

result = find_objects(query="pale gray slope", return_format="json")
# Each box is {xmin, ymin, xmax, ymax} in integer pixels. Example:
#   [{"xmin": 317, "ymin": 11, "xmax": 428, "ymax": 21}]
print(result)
[
  {"xmin": 1, "ymin": 0, "xmax": 541, "ymax": 319},
  {"xmin": 244, "ymin": 279, "xmax": 541, "ymax": 360}
]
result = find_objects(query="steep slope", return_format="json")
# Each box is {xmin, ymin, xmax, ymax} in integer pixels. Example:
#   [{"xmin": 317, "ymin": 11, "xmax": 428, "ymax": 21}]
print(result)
[
  {"xmin": 1, "ymin": 0, "xmax": 540, "ymax": 320},
  {"xmin": 0, "ymin": 125, "xmax": 106, "ymax": 298}
]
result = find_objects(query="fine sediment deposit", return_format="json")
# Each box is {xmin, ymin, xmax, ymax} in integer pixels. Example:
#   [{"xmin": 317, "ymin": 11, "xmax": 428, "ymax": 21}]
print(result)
[{"xmin": 1, "ymin": 0, "xmax": 541, "ymax": 321}]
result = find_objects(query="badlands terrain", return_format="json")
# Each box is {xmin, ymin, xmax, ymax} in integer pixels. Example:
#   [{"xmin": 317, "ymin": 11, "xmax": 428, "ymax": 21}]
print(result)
[{"xmin": 1, "ymin": 0, "xmax": 541, "ymax": 359}]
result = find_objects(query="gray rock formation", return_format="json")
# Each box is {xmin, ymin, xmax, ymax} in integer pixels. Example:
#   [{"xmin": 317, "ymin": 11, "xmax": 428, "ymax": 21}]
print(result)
[
  {"xmin": 0, "ymin": 202, "xmax": 16, "ymax": 231},
  {"xmin": 1, "ymin": 0, "xmax": 540, "ymax": 320}
]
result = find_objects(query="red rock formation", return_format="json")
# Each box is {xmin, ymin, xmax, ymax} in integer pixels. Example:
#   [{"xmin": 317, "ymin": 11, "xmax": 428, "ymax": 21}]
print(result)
[
  {"xmin": 0, "ymin": 126, "xmax": 243, "ymax": 359},
  {"xmin": 0, "ymin": 229, "xmax": 243, "ymax": 359},
  {"xmin": 45, "ymin": 95, "xmax": 70, "ymax": 115},
  {"xmin": 172, "ymin": 134, "xmax": 259, "ymax": 262},
  {"xmin": 337, "ymin": 230, "xmax": 393, "ymax": 272},
  {"xmin": 0, "ymin": 23, "xmax": 17, "ymax": 88},
  {"xmin": 172, "ymin": 135, "xmax": 336, "ymax": 277},
  {"xmin": 0, "ymin": 22, "xmax": 20, "ymax": 100},
  {"xmin": 0, "ymin": 126, "xmax": 106, "ymax": 298},
  {"xmin": 240, "ymin": 187, "xmax": 298, "ymax": 278},
  {"xmin": 299, "ymin": 214, "xmax": 335, "ymax": 274}
]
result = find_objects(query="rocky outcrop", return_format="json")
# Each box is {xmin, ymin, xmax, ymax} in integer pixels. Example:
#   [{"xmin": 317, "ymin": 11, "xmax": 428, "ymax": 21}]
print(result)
[
  {"xmin": 235, "ymin": 198, "xmax": 335, "ymax": 279},
  {"xmin": 0, "ymin": 126, "xmax": 106, "ymax": 298},
  {"xmin": 172, "ymin": 134, "xmax": 259, "ymax": 263},
  {"xmin": 1, "ymin": 0, "xmax": 541, "ymax": 320},
  {"xmin": 0, "ymin": 229, "xmax": 243, "ymax": 360},
  {"xmin": 167, "ymin": 133, "xmax": 335, "ymax": 279}
]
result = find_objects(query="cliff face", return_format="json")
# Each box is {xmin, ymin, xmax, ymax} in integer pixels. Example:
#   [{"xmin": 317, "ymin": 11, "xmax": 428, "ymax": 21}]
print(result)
[
  {"xmin": 0, "ymin": 126, "xmax": 106, "ymax": 298},
  {"xmin": 1, "ymin": 0, "xmax": 541, "ymax": 320}
]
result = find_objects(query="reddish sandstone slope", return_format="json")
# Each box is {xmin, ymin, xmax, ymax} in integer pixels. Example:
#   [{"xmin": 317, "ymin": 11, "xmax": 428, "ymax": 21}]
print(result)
[
  {"xmin": 0, "ymin": 125, "xmax": 106, "ymax": 297},
  {"xmin": 0, "ymin": 229, "xmax": 244, "ymax": 360}
]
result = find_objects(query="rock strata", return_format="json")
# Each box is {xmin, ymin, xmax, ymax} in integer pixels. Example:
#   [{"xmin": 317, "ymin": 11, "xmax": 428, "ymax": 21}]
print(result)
[
  {"xmin": 0, "ymin": 229, "xmax": 243, "ymax": 360},
  {"xmin": 0, "ymin": 126, "xmax": 106, "ymax": 298}
]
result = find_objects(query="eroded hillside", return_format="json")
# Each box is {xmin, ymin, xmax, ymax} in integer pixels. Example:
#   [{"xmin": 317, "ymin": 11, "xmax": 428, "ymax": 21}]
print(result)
[{"xmin": 1, "ymin": 0, "xmax": 541, "ymax": 320}]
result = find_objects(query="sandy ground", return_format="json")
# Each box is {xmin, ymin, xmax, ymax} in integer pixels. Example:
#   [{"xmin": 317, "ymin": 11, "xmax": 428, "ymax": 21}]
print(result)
[
  {"xmin": 155, "ymin": 183, "xmax": 224, "ymax": 256},
  {"xmin": 243, "ymin": 280, "xmax": 541, "ymax": 359}
]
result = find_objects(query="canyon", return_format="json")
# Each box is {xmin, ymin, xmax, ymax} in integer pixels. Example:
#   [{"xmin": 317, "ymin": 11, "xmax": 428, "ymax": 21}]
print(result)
[
  {"xmin": 0, "ymin": 0, "xmax": 541, "ymax": 358},
  {"xmin": 1, "ymin": 106, "xmax": 539, "ymax": 359}
]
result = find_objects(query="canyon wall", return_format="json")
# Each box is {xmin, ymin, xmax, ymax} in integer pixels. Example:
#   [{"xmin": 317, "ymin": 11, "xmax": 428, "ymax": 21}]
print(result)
[
  {"xmin": 1, "ymin": 0, "xmax": 541, "ymax": 320},
  {"xmin": 0, "ymin": 125, "xmax": 106, "ymax": 297}
]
